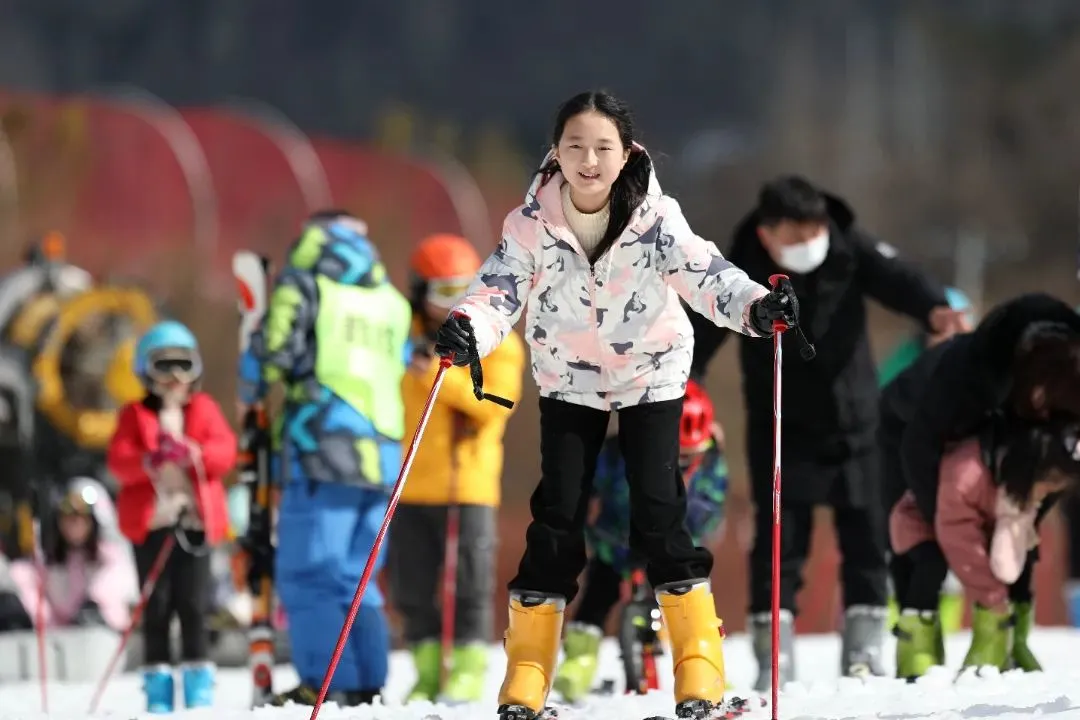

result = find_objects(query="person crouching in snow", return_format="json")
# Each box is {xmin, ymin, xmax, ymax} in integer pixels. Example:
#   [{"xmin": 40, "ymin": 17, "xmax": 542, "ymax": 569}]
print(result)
[
  {"xmin": 432, "ymin": 89, "xmax": 800, "ymax": 720},
  {"xmin": 107, "ymin": 321, "xmax": 236, "ymax": 713},
  {"xmin": 390, "ymin": 233, "xmax": 525, "ymax": 704},
  {"xmin": 878, "ymin": 287, "xmax": 978, "ymax": 637},
  {"xmin": 889, "ymin": 418, "xmax": 1078, "ymax": 680},
  {"xmin": 8, "ymin": 477, "xmax": 138, "ymax": 632},
  {"xmin": 554, "ymin": 380, "xmax": 728, "ymax": 702}
]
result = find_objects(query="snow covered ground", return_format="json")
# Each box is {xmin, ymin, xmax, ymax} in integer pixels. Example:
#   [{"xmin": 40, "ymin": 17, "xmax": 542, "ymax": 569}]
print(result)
[{"xmin": 2, "ymin": 627, "xmax": 1079, "ymax": 719}]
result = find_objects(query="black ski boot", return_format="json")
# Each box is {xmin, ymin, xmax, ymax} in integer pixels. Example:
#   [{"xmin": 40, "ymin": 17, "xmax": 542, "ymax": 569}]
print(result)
[
  {"xmin": 644, "ymin": 696, "xmax": 760, "ymax": 720},
  {"xmin": 497, "ymin": 703, "xmax": 559, "ymax": 719},
  {"xmin": 619, "ymin": 567, "xmax": 663, "ymax": 695}
]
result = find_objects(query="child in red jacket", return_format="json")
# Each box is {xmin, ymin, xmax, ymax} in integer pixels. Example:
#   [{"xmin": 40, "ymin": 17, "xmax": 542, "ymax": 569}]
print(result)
[{"xmin": 107, "ymin": 321, "xmax": 236, "ymax": 714}]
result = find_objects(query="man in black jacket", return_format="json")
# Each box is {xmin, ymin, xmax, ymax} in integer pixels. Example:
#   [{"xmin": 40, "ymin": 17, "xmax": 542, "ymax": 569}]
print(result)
[{"xmin": 689, "ymin": 176, "xmax": 968, "ymax": 690}]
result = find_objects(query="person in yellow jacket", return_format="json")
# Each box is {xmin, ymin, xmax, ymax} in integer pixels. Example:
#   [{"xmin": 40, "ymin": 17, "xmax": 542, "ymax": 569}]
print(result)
[{"xmin": 388, "ymin": 234, "xmax": 525, "ymax": 704}]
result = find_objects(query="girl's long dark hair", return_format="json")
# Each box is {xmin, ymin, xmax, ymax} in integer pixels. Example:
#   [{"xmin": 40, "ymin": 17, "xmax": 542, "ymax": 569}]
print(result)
[
  {"xmin": 995, "ymin": 416, "xmax": 1080, "ymax": 508},
  {"xmin": 49, "ymin": 511, "xmax": 101, "ymax": 565},
  {"xmin": 538, "ymin": 91, "xmax": 653, "ymax": 261}
]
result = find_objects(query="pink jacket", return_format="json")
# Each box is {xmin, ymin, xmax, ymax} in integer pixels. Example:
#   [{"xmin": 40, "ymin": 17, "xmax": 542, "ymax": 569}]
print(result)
[
  {"xmin": 10, "ymin": 540, "xmax": 138, "ymax": 632},
  {"xmin": 889, "ymin": 439, "xmax": 1040, "ymax": 611},
  {"xmin": 452, "ymin": 146, "xmax": 769, "ymax": 411}
]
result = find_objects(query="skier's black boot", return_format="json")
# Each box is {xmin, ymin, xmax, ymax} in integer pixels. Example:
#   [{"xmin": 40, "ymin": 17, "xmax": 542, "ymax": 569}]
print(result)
[
  {"xmin": 497, "ymin": 703, "xmax": 558, "ymax": 719},
  {"xmin": 643, "ymin": 696, "xmax": 757, "ymax": 720},
  {"xmin": 619, "ymin": 567, "xmax": 663, "ymax": 695}
]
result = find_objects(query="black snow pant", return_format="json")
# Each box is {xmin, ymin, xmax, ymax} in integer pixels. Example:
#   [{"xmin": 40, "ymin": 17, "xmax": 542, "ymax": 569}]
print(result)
[
  {"xmin": 573, "ymin": 556, "xmax": 625, "ymax": 629},
  {"xmin": 387, "ymin": 502, "xmax": 497, "ymax": 644},
  {"xmin": 748, "ymin": 446, "xmax": 889, "ymax": 615},
  {"xmin": 509, "ymin": 397, "xmax": 713, "ymax": 602},
  {"xmin": 893, "ymin": 541, "xmax": 1037, "ymax": 611},
  {"xmin": 135, "ymin": 528, "xmax": 212, "ymax": 665}
]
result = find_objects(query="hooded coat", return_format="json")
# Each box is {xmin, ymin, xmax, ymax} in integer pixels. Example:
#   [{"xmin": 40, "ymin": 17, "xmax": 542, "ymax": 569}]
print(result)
[{"xmin": 452, "ymin": 146, "xmax": 769, "ymax": 411}]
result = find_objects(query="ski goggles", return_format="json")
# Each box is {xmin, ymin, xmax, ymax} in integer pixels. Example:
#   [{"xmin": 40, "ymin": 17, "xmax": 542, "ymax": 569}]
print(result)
[
  {"xmin": 59, "ymin": 484, "xmax": 100, "ymax": 516},
  {"xmin": 147, "ymin": 349, "xmax": 203, "ymax": 384},
  {"xmin": 425, "ymin": 277, "xmax": 473, "ymax": 309}
]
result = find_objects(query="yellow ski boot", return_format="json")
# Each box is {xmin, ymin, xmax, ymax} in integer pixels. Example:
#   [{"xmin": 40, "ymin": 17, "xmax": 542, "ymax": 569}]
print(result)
[
  {"xmin": 657, "ymin": 579, "xmax": 727, "ymax": 717},
  {"xmin": 497, "ymin": 591, "xmax": 565, "ymax": 720}
]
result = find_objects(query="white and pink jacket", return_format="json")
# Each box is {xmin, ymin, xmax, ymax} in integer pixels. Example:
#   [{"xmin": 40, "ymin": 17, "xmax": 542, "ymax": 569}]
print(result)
[
  {"xmin": 453, "ymin": 149, "xmax": 769, "ymax": 410},
  {"xmin": 9, "ymin": 479, "xmax": 138, "ymax": 632},
  {"xmin": 9, "ymin": 541, "xmax": 138, "ymax": 632}
]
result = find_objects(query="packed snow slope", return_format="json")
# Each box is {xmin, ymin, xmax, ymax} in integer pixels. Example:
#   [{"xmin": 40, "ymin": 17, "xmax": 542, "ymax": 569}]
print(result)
[{"xmin": 2, "ymin": 628, "xmax": 1079, "ymax": 719}]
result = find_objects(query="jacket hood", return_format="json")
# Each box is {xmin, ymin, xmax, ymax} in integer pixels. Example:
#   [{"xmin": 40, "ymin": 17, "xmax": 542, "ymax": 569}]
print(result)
[
  {"xmin": 292, "ymin": 216, "xmax": 387, "ymax": 288},
  {"xmin": 729, "ymin": 190, "xmax": 856, "ymax": 259},
  {"xmin": 62, "ymin": 476, "xmax": 120, "ymax": 539},
  {"xmin": 524, "ymin": 142, "xmax": 664, "ymax": 216}
]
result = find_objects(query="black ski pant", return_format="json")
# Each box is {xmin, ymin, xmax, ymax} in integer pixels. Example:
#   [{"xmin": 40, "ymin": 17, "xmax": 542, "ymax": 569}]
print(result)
[
  {"xmin": 509, "ymin": 397, "xmax": 712, "ymax": 602},
  {"xmin": 134, "ymin": 528, "xmax": 211, "ymax": 665},
  {"xmin": 747, "ymin": 442, "xmax": 889, "ymax": 616},
  {"xmin": 893, "ymin": 541, "xmax": 1036, "ymax": 610},
  {"xmin": 387, "ymin": 502, "xmax": 496, "ymax": 644},
  {"xmin": 573, "ymin": 556, "xmax": 625, "ymax": 629}
]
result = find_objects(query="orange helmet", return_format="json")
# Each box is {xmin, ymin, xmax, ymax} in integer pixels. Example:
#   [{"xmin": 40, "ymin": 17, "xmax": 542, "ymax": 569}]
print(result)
[{"xmin": 409, "ymin": 234, "xmax": 481, "ymax": 281}]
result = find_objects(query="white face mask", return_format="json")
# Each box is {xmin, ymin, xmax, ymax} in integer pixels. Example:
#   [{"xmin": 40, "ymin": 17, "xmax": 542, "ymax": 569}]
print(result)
[{"xmin": 776, "ymin": 232, "xmax": 829, "ymax": 274}]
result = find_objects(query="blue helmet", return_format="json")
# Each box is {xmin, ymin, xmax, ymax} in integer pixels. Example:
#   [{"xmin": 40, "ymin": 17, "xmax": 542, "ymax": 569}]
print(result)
[{"xmin": 134, "ymin": 321, "xmax": 200, "ymax": 378}]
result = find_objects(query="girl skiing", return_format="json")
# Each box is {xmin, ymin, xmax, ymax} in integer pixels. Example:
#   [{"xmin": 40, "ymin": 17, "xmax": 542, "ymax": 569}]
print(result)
[
  {"xmin": 8, "ymin": 477, "xmax": 138, "ymax": 632},
  {"xmin": 108, "ymin": 321, "xmax": 236, "ymax": 713},
  {"xmin": 434, "ymin": 90, "xmax": 798, "ymax": 720},
  {"xmin": 554, "ymin": 380, "xmax": 728, "ymax": 702},
  {"xmin": 889, "ymin": 417, "xmax": 1078, "ymax": 678}
]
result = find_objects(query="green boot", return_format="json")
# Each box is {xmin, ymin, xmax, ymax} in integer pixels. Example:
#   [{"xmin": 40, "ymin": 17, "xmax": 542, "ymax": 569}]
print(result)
[
  {"xmin": 939, "ymin": 591, "xmax": 964, "ymax": 636},
  {"xmin": 895, "ymin": 610, "xmax": 942, "ymax": 680},
  {"xmin": 962, "ymin": 605, "xmax": 1013, "ymax": 671},
  {"xmin": 553, "ymin": 622, "xmax": 602, "ymax": 702},
  {"xmin": 886, "ymin": 594, "xmax": 899, "ymax": 634},
  {"xmin": 441, "ymin": 643, "xmax": 489, "ymax": 703},
  {"xmin": 934, "ymin": 613, "xmax": 945, "ymax": 668},
  {"xmin": 407, "ymin": 640, "xmax": 442, "ymax": 702},
  {"xmin": 1010, "ymin": 602, "xmax": 1041, "ymax": 672}
]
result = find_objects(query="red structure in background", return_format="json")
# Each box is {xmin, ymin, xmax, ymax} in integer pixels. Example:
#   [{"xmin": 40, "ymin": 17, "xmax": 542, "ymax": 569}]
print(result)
[
  {"xmin": 0, "ymin": 90, "xmax": 464, "ymax": 291},
  {"xmin": 0, "ymin": 89, "xmax": 1071, "ymax": 635}
]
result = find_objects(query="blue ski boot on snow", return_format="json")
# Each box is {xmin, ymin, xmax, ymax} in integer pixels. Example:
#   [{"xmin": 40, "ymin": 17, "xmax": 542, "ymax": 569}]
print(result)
[
  {"xmin": 1067, "ymin": 582, "xmax": 1080, "ymax": 628},
  {"xmin": 182, "ymin": 662, "xmax": 216, "ymax": 708},
  {"xmin": 143, "ymin": 664, "xmax": 175, "ymax": 714}
]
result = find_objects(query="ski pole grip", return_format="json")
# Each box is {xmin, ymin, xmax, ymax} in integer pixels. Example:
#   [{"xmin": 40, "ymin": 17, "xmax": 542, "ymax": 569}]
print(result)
[
  {"xmin": 448, "ymin": 310, "xmax": 516, "ymax": 410},
  {"xmin": 767, "ymin": 274, "xmax": 790, "ymax": 333},
  {"xmin": 768, "ymin": 274, "xmax": 817, "ymax": 361}
]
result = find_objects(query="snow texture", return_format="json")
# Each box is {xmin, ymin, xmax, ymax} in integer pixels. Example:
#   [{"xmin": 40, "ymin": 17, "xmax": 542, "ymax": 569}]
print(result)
[{"xmin": 2, "ymin": 628, "xmax": 1079, "ymax": 719}]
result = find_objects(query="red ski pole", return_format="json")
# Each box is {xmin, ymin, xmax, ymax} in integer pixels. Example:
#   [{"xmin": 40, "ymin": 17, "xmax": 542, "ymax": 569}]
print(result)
[
  {"xmin": 767, "ymin": 273, "xmax": 791, "ymax": 720},
  {"xmin": 35, "ymin": 561, "xmax": 48, "ymax": 713},
  {"xmin": 309, "ymin": 356, "xmax": 455, "ymax": 720},
  {"xmin": 88, "ymin": 531, "xmax": 177, "ymax": 713}
]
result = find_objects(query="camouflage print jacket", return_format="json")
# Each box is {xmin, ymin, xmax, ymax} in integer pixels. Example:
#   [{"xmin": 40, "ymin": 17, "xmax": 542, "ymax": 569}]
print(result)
[{"xmin": 452, "ymin": 147, "xmax": 768, "ymax": 411}]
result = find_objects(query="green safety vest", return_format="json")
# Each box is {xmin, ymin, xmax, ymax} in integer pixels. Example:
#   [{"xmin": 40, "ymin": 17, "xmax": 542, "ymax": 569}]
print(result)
[{"xmin": 313, "ymin": 276, "xmax": 411, "ymax": 440}]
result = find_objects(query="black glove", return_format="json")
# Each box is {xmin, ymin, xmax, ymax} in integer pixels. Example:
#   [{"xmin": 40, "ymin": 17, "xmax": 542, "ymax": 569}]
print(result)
[
  {"xmin": 750, "ymin": 279, "xmax": 800, "ymax": 335},
  {"xmin": 434, "ymin": 313, "xmax": 476, "ymax": 368}
]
